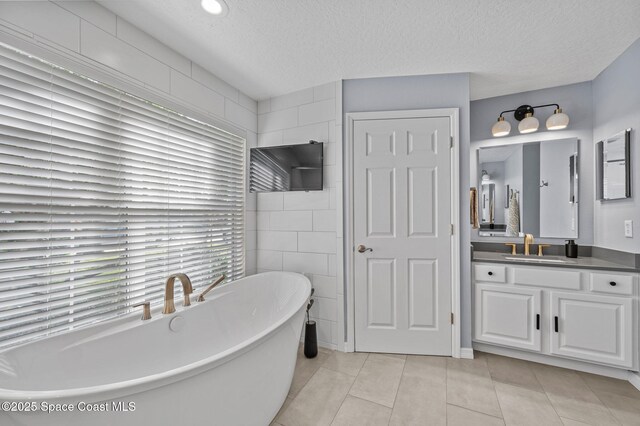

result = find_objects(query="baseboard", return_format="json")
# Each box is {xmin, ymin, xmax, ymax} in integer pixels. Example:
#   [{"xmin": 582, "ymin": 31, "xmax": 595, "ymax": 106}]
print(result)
[
  {"xmin": 318, "ymin": 342, "xmax": 337, "ymax": 351},
  {"xmin": 629, "ymin": 372, "xmax": 640, "ymax": 391},
  {"xmin": 460, "ymin": 347, "xmax": 474, "ymax": 359},
  {"xmin": 473, "ymin": 342, "xmax": 632, "ymax": 380}
]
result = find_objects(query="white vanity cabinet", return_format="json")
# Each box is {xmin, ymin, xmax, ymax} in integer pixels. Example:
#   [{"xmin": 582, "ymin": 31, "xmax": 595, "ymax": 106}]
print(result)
[
  {"xmin": 475, "ymin": 284, "xmax": 541, "ymax": 351},
  {"xmin": 473, "ymin": 262, "xmax": 638, "ymax": 370},
  {"xmin": 550, "ymin": 291, "xmax": 633, "ymax": 368}
]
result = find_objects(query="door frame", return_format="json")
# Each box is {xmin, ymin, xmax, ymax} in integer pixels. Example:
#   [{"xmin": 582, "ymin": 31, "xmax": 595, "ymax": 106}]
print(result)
[{"xmin": 344, "ymin": 108, "xmax": 461, "ymax": 358}]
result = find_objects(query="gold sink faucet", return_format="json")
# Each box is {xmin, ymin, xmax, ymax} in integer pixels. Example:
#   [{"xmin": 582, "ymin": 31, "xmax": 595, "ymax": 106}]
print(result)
[
  {"xmin": 524, "ymin": 234, "xmax": 535, "ymax": 256},
  {"xmin": 163, "ymin": 273, "xmax": 193, "ymax": 314}
]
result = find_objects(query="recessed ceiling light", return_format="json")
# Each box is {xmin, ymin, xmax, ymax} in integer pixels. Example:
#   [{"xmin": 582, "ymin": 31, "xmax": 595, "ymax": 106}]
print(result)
[{"xmin": 201, "ymin": 0, "xmax": 226, "ymax": 15}]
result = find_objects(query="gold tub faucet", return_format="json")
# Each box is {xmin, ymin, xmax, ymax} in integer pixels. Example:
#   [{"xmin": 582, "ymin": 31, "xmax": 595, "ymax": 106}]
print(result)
[
  {"xmin": 163, "ymin": 273, "xmax": 193, "ymax": 314},
  {"xmin": 197, "ymin": 274, "xmax": 226, "ymax": 302},
  {"xmin": 524, "ymin": 234, "xmax": 535, "ymax": 256}
]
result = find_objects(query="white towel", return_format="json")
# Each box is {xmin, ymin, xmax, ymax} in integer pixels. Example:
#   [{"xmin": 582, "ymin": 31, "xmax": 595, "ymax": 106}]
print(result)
[{"xmin": 505, "ymin": 191, "xmax": 520, "ymax": 237}]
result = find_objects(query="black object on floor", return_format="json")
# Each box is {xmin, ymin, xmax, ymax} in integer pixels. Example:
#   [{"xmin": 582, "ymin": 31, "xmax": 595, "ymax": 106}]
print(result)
[
  {"xmin": 304, "ymin": 295, "xmax": 317, "ymax": 358},
  {"xmin": 304, "ymin": 320, "xmax": 318, "ymax": 358}
]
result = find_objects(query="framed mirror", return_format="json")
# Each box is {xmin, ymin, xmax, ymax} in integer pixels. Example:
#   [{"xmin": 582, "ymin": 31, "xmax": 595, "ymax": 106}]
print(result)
[
  {"xmin": 476, "ymin": 137, "xmax": 579, "ymax": 239},
  {"xmin": 596, "ymin": 129, "xmax": 631, "ymax": 201}
]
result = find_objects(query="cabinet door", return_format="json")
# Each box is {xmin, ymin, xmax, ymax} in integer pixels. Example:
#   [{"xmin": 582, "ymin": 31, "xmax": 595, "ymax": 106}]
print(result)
[
  {"xmin": 550, "ymin": 292, "xmax": 633, "ymax": 368},
  {"xmin": 474, "ymin": 284, "xmax": 542, "ymax": 351}
]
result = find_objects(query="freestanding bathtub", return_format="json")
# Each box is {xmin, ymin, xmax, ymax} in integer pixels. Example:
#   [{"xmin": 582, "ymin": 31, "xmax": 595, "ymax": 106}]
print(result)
[{"xmin": 0, "ymin": 271, "xmax": 310, "ymax": 426}]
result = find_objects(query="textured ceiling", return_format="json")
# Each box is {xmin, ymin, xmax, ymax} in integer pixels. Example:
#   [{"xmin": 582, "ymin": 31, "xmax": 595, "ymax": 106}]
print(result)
[{"xmin": 97, "ymin": 0, "xmax": 640, "ymax": 101}]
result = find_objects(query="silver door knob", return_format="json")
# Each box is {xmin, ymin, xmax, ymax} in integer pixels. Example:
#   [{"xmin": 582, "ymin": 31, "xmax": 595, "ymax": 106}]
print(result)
[{"xmin": 357, "ymin": 244, "xmax": 373, "ymax": 253}]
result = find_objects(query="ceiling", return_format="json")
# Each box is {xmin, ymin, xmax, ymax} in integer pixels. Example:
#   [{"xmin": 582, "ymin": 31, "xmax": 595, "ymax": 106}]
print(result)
[{"xmin": 97, "ymin": 0, "xmax": 640, "ymax": 101}]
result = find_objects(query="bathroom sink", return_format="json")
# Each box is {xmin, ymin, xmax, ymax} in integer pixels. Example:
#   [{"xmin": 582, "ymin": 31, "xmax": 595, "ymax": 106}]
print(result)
[{"xmin": 502, "ymin": 254, "xmax": 575, "ymax": 264}]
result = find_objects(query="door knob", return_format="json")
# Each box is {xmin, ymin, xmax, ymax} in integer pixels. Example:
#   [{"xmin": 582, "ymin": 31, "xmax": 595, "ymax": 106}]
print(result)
[{"xmin": 357, "ymin": 244, "xmax": 373, "ymax": 253}]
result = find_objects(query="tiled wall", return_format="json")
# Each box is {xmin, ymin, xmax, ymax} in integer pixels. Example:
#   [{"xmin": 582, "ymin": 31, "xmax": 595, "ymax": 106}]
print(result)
[
  {"xmin": 256, "ymin": 83, "xmax": 343, "ymax": 349},
  {"xmin": 0, "ymin": 0, "xmax": 258, "ymax": 275}
]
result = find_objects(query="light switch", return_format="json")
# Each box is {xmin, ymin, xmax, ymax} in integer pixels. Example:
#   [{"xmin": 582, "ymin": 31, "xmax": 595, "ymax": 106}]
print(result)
[{"xmin": 624, "ymin": 220, "xmax": 633, "ymax": 238}]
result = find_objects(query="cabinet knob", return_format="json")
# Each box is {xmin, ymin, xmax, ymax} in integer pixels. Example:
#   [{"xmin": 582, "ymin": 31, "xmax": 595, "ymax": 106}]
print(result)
[
  {"xmin": 488, "ymin": 271, "xmax": 494, "ymax": 276},
  {"xmin": 609, "ymin": 281, "xmax": 617, "ymax": 286}
]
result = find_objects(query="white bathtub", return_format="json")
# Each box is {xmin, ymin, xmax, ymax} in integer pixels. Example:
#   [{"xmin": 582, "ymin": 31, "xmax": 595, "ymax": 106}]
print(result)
[{"xmin": 0, "ymin": 271, "xmax": 310, "ymax": 426}]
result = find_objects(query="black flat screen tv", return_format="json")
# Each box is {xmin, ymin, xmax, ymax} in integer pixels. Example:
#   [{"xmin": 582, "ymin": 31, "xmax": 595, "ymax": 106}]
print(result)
[{"xmin": 249, "ymin": 141, "xmax": 323, "ymax": 193}]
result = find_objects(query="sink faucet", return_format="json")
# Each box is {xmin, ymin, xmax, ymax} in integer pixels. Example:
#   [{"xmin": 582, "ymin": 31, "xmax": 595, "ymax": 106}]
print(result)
[
  {"xmin": 163, "ymin": 273, "xmax": 193, "ymax": 314},
  {"xmin": 524, "ymin": 234, "xmax": 535, "ymax": 256}
]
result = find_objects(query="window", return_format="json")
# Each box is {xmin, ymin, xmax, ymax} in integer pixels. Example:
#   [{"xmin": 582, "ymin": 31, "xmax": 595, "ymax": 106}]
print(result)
[{"xmin": 0, "ymin": 44, "xmax": 245, "ymax": 349}]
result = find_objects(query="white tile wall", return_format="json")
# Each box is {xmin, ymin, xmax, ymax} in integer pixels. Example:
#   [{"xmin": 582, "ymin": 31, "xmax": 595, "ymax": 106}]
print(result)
[
  {"xmin": 116, "ymin": 17, "xmax": 191, "ymax": 75},
  {"xmin": 257, "ymin": 231, "xmax": 298, "ymax": 251},
  {"xmin": 257, "ymin": 250, "xmax": 283, "ymax": 271},
  {"xmin": 170, "ymin": 69, "xmax": 225, "ymax": 117},
  {"xmin": 191, "ymin": 62, "xmax": 240, "ymax": 103},
  {"xmin": 270, "ymin": 87, "xmax": 314, "ymax": 112},
  {"xmin": 258, "ymin": 192, "xmax": 284, "ymax": 211},
  {"xmin": 313, "ymin": 82, "xmax": 336, "ymax": 102},
  {"xmin": 283, "ymin": 122, "xmax": 329, "ymax": 145},
  {"xmin": 54, "ymin": 1, "xmax": 117, "ymax": 35},
  {"xmin": 257, "ymin": 211, "xmax": 270, "ymax": 230},
  {"xmin": 0, "ymin": 1, "xmax": 80, "ymax": 52},
  {"xmin": 257, "ymin": 107, "xmax": 298, "ymax": 133},
  {"xmin": 225, "ymin": 98, "xmax": 258, "ymax": 133},
  {"xmin": 283, "ymin": 191, "xmax": 330, "ymax": 210},
  {"xmin": 257, "ymin": 99, "xmax": 271, "ymax": 115},
  {"xmin": 313, "ymin": 210, "xmax": 337, "ymax": 232},
  {"xmin": 81, "ymin": 21, "xmax": 171, "ymax": 92},
  {"xmin": 0, "ymin": 1, "xmax": 258, "ymax": 275},
  {"xmin": 258, "ymin": 130, "xmax": 284, "ymax": 147},
  {"xmin": 282, "ymin": 252, "xmax": 328, "ymax": 275},
  {"xmin": 298, "ymin": 232, "xmax": 337, "ymax": 254},
  {"xmin": 312, "ymin": 275, "xmax": 337, "ymax": 298},
  {"xmin": 256, "ymin": 81, "xmax": 342, "ymax": 349},
  {"xmin": 238, "ymin": 92, "xmax": 258, "ymax": 114},
  {"xmin": 270, "ymin": 211, "xmax": 313, "ymax": 231},
  {"xmin": 298, "ymin": 98, "xmax": 336, "ymax": 126}
]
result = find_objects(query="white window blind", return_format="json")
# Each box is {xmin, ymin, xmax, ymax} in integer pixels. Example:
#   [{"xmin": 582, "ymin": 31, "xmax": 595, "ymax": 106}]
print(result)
[{"xmin": 0, "ymin": 44, "xmax": 245, "ymax": 349}]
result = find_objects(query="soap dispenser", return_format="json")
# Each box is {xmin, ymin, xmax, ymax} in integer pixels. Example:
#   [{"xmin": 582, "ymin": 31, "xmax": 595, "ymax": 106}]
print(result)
[{"xmin": 565, "ymin": 240, "xmax": 578, "ymax": 258}]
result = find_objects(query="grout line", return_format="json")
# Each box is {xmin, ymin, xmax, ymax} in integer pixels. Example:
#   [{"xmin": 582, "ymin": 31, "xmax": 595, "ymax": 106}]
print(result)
[
  {"xmin": 539, "ymin": 385, "xmax": 565, "ymax": 425},
  {"xmin": 447, "ymin": 355, "xmax": 505, "ymax": 420},
  {"xmin": 327, "ymin": 351, "xmax": 362, "ymax": 426},
  {"xmin": 389, "ymin": 355, "xmax": 407, "ymax": 411},
  {"xmin": 445, "ymin": 402, "xmax": 506, "ymax": 421},
  {"xmin": 492, "ymin": 379, "xmax": 508, "ymax": 424},
  {"xmin": 577, "ymin": 372, "xmax": 623, "ymax": 423},
  {"xmin": 479, "ymin": 355, "xmax": 505, "ymax": 420}
]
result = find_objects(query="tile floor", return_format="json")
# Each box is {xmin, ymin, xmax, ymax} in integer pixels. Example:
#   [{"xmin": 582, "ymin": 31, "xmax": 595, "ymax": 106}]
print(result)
[{"xmin": 271, "ymin": 346, "xmax": 640, "ymax": 426}]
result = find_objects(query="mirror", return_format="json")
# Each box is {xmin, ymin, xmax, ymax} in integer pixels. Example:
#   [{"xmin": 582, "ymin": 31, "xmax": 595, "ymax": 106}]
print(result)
[
  {"xmin": 596, "ymin": 129, "xmax": 631, "ymax": 201},
  {"xmin": 477, "ymin": 137, "xmax": 578, "ymax": 238}
]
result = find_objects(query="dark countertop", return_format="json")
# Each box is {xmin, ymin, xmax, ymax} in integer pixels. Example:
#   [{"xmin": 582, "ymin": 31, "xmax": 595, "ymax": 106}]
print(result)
[{"xmin": 472, "ymin": 250, "xmax": 639, "ymax": 273}]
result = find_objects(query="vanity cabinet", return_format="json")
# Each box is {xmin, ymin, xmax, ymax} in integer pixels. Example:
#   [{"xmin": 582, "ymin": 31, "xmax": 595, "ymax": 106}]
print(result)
[
  {"xmin": 473, "ymin": 263, "xmax": 638, "ymax": 370},
  {"xmin": 550, "ymin": 291, "xmax": 633, "ymax": 368},
  {"xmin": 475, "ymin": 284, "xmax": 541, "ymax": 351}
]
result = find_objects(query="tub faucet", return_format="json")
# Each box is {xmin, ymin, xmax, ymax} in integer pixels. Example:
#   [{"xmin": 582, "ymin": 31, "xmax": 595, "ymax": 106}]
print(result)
[
  {"xmin": 196, "ymin": 274, "xmax": 226, "ymax": 302},
  {"xmin": 163, "ymin": 273, "xmax": 193, "ymax": 314},
  {"xmin": 524, "ymin": 234, "xmax": 535, "ymax": 256}
]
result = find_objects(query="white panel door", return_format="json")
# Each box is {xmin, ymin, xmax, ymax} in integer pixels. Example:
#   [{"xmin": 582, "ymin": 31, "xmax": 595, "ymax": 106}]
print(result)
[
  {"xmin": 474, "ymin": 284, "xmax": 542, "ymax": 352},
  {"xmin": 353, "ymin": 115, "xmax": 452, "ymax": 355},
  {"xmin": 550, "ymin": 291, "xmax": 633, "ymax": 368}
]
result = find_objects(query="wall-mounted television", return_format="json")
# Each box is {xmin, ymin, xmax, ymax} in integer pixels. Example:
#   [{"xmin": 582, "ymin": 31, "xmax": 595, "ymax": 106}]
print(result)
[{"xmin": 249, "ymin": 141, "xmax": 324, "ymax": 193}]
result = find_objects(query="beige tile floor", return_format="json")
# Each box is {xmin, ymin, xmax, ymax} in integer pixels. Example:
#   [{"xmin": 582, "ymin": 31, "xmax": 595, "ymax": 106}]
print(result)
[{"xmin": 271, "ymin": 346, "xmax": 640, "ymax": 426}]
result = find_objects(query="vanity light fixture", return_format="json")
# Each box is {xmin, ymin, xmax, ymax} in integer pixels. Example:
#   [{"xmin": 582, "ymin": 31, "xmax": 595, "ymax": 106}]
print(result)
[
  {"xmin": 491, "ymin": 104, "xmax": 570, "ymax": 137},
  {"xmin": 201, "ymin": 0, "xmax": 227, "ymax": 15}
]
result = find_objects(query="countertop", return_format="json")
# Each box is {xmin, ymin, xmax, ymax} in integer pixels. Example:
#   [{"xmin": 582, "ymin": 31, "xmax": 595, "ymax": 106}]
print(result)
[{"xmin": 473, "ymin": 250, "xmax": 639, "ymax": 273}]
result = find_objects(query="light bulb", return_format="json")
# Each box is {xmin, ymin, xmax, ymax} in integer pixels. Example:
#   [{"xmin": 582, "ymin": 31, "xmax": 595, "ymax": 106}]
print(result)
[
  {"xmin": 546, "ymin": 108, "xmax": 569, "ymax": 130},
  {"xmin": 201, "ymin": 0, "xmax": 223, "ymax": 15},
  {"xmin": 491, "ymin": 116, "xmax": 511, "ymax": 137},
  {"xmin": 518, "ymin": 113, "xmax": 539, "ymax": 134}
]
